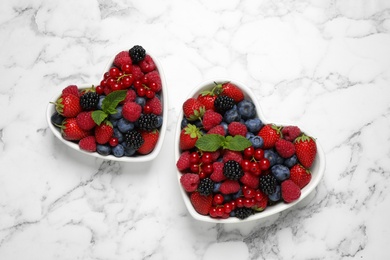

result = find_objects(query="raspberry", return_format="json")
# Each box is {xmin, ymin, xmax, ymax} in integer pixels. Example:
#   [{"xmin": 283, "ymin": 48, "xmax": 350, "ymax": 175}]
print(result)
[
  {"xmin": 145, "ymin": 70, "xmax": 162, "ymax": 92},
  {"xmin": 220, "ymin": 180, "xmax": 241, "ymax": 194},
  {"xmin": 275, "ymin": 139, "xmax": 296, "ymax": 158},
  {"xmin": 198, "ymin": 178, "xmax": 214, "ymax": 196},
  {"xmin": 222, "ymin": 150, "xmax": 243, "ymax": 164},
  {"xmin": 76, "ymin": 111, "xmax": 96, "ymax": 131},
  {"xmin": 124, "ymin": 89, "xmax": 137, "ymax": 103},
  {"xmin": 207, "ymin": 125, "xmax": 226, "ymax": 136},
  {"xmin": 145, "ymin": 96, "xmax": 162, "ymax": 115},
  {"xmin": 131, "ymin": 65, "xmax": 144, "ymax": 80},
  {"xmin": 281, "ymin": 180, "xmax": 301, "ymax": 203},
  {"xmin": 79, "ymin": 136, "xmax": 97, "ymax": 152},
  {"xmin": 223, "ymin": 160, "xmax": 244, "ymax": 180},
  {"xmin": 113, "ymin": 51, "xmax": 132, "ymax": 68},
  {"xmin": 122, "ymin": 102, "xmax": 142, "ymax": 122},
  {"xmin": 139, "ymin": 54, "xmax": 156, "ymax": 73},
  {"xmin": 180, "ymin": 173, "xmax": 200, "ymax": 192},
  {"xmin": 228, "ymin": 121, "xmax": 247, "ymax": 137},
  {"xmin": 210, "ymin": 162, "xmax": 226, "ymax": 182},
  {"xmin": 129, "ymin": 45, "xmax": 146, "ymax": 63},
  {"xmin": 240, "ymin": 172, "xmax": 259, "ymax": 189},
  {"xmin": 202, "ymin": 110, "xmax": 223, "ymax": 131},
  {"xmin": 282, "ymin": 126, "xmax": 301, "ymax": 142},
  {"xmin": 176, "ymin": 151, "xmax": 191, "ymax": 171}
]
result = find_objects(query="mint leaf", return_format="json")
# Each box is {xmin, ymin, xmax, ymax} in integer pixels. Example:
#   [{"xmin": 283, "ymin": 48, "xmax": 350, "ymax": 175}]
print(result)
[
  {"xmin": 195, "ymin": 134, "xmax": 225, "ymax": 152},
  {"xmin": 224, "ymin": 135, "xmax": 252, "ymax": 151},
  {"xmin": 102, "ymin": 90, "xmax": 127, "ymax": 113},
  {"xmin": 92, "ymin": 110, "xmax": 108, "ymax": 125}
]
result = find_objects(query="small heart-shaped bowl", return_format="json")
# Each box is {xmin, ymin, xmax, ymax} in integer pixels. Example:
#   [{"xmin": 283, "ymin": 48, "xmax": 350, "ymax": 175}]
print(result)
[
  {"xmin": 174, "ymin": 78, "xmax": 326, "ymax": 223},
  {"xmin": 46, "ymin": 52, "xmax": 168, "ymax": 162}
]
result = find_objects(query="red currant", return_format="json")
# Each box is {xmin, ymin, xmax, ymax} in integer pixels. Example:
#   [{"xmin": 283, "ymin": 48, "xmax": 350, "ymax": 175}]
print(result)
[
  {"xmin": 202, "ymin": 163, "xmax": 213, "ymax": 175},
  {"xmin": 149, "ymin": 82, "xmax": 158, "ymax": 92},
  {"xmin": 254, "ymin": 149, "xmax": 265, "ymax": 160},
  {"xmin": 103, "ymin": 72, "xmax": 110, "ymax": 79},
  {"xmin": 259, "ymin": 158, "xmax": 271, "ymax": 170},
  {"xmin": 121, "ymin": 64, "xmax": 132, "ymax": 74},
  {"xmin": 109, "ymin": 67, "xmax": 120, "ymax": 78},
  {"xmin": 145, "ymin": 89, "xmax": 155, "ymax": 99},
  {"xmin": 137, "ymin": 86, "xmax": 146, "ymax": 97},
  {"xmin": 243, "ymin": 187, "xmax": 255, "ymax": 199},
  {"xmin": 143, "ymin": 105, "xmax": 152, "ymax": 114},
  {"xmin": 189, "ymin": 152, "xmax": 200, "ymax": 164},
  {"xmin": 216, "ymin": 206, "xmax": 225, "ymax": 217},
  {"xmin": 109, "ymin": 137, "xmax": 119, "ymax": 147},
  {"xmin": 209, "ymin": 207, "xmax": 218, "ymax": 218},
  {"xmin": 190, "ymin": 163, "xmax": 199, "ymax": 173},
  {"xmin": 121, "ymin": 75, "xmax": 133, "ymax": 88},
  {"xmin": 213, "ymin": 194, "xmax": 224, "ymax": 205},
  {"xmin": 236, "ymin": 198, "xmax": 244, "ymax": 208},
  {"xmin": 198, "ymin": 171, "xmax": 208, "ymax": 179},
  {"xmin": 243, "ymin": 198, "xmax": 256, "ymax": 208},
  {"xmin": 250, "ymin": 161, "xmax": 261, "ymax": 175},
  {"xmin": 95, "ymin": 85, "xmax": 104, "ymax": 95},
  {"xmin": 201, "ymin": 152, "xmax": 213, "ymax": 164},
  {"xmin": 224, "ymin": 203, "xmax": 233, "ymax": 214},
  {"xmin": 244, "ymin": 146, "xmax": 254, "ymax": 159},
  {"xmin": 241, "ymin": 159, "xmax": 251, "ymax": 172},
  {"xmin": 111, "ymin": 83, "xmax": 121, "ymax": 91}
]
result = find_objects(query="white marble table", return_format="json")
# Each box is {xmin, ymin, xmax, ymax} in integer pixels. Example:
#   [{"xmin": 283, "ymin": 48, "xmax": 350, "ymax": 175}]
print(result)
[{"xmin": 1, "ymin": 0, "xmax": 389, "ymax": 259}]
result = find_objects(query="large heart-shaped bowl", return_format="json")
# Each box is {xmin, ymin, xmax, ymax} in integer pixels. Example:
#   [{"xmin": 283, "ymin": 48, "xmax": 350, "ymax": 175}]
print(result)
[
  {"xmin": 174, "ymin": 78, "xmax": 325, "ymax": 223},
  {"xmin": 46, "ymin": 52, "xmax": 168, "ymax": 162}
]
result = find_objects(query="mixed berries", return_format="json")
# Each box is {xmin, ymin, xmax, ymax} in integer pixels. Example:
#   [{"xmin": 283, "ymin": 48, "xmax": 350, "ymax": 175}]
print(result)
[
  {"xmin": 176, "ymin": 82, "xmax": 318, "ymax": 220},
  {"xmin": 50, "ymin": 45, "xmax": 164, "ymax": 158}
]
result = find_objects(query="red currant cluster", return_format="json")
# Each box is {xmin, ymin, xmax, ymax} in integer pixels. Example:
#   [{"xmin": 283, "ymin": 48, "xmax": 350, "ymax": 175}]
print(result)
[
  {"xmin": 187, "ymin": 151, "xmax": 219, "ymax": 179},
  {"xmin": 241, "ymin": 147, "xmax": 271, "ymax": 176}
]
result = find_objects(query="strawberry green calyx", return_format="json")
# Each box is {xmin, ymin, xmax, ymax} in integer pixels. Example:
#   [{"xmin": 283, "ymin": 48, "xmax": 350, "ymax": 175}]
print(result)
[
  {"xmin": 271, "ymin": 124, "xmax": 283, "ymax": 137},
  {"xmin": 295, "ymin": 133, "xmax": 315, "ymax": 143},
  {"xmin": 184, "ymin": 124, "xmax": 202, "ymax": 139},
  {"xmin": 188, "ymin": 106, "xmax": 205, "ymax": 121}
]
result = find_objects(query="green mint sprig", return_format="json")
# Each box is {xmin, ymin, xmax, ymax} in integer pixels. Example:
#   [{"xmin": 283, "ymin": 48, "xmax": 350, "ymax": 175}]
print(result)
[
  {"xmin": 195, "ymin": 134, "xmax": 251, "ymax": 152},
  {"xmin": 92, "ymin": 90, "xmax": 127, "ymax": 125}
]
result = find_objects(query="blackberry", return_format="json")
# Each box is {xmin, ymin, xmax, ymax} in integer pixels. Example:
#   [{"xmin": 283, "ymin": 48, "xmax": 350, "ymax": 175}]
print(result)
[
  {"xmin": 223, "ymin": 160, "xmax": 244, "ymax": 180},
  {"xmin": 198, "ymin": 178, "xmax": 214, "ymax": 196},
  {"xmin": 260, "ymin": 174, "xmax": 277, "ymax": 196},
  {"xmin": 214, "ymin": 95, "xmax": 235, "ymax": 113},
  {"xmin": 233, "ymin": 207, "xmax": 254, "ymax": 219},
  {"xmin": 124, "ymin": 130, "xmax": 144, "ymax": 150},
  {"xmin": 129, "ymin": 45, "xmax": 146, "ymax": 63},
  {"xmin": 137, "ymin": 114, "xmax": 158, "ymax": 131},
  {"xmin": 80, "ymin": 92, "xmax": 99, "ymax": 110}
]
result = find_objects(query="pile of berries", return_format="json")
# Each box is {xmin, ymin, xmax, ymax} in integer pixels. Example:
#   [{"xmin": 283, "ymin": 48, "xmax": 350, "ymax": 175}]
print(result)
[
  {"xmin": 176, "ymin": 82, "xmax": 317, "ymax": 220},
  {"xmin": 50, "ymin": 45, "xmax": 163, "ymax": 158}
]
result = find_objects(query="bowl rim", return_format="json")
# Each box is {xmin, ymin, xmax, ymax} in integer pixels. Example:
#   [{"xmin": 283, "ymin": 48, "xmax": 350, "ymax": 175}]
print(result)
[
  {"xmin": 174, "ymin": 78, "xmax": 326, "ymax": 223},
  {"xmin": 46, "ymin": 52, "xmax": 168, "ymax": 162}
]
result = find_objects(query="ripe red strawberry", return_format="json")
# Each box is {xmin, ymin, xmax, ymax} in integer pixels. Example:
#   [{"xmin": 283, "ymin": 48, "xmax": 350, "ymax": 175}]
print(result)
[
  {"xmin": 95, "ymin": 122, "xmax": 113, "ymax": 144},
  {"xmin": 113, "ymin": 51, "xmax": 132, "ymax": 68},
  {"xmin": 179, "ymin": 124, "xmax": 202, "ymax": 150},
  {"xmin": 137, "ymin": 130, "xmax": 159, "ymax": 154},
  {"xmin": 281, "ymin": 180, "xmax": 301, "ymax": 203},
  {"xmin": 76, "ymin": 111, "xmax": 96, "ymax": 131},
  {"xmin": 145, "ymin": 96, "xmax": 162, "ymax": 115},
  {"xmin": 294, "ymin": 134, "xmax": 317, "ymax": 168},
  {"xmin": 222, "ymin": 150, "xmax": 243, "ymax": 164},
  {"xmin": 190, "ymin": 191, "xmax": 213, "ymax": 215},
  {"xmin": 210, "ymin": 162, "xmax": 226, "ymax": 182},
  {"xmin": 228, "ymin": 122, "xmax": 247, "ymax": 137},
  {"xmin": 180, "ymin": 173, "xmax": 200, "ymax": 192},
  {"xmin": 207, "ymin": 125, "xmax": 226, "ymax": 136},
  {"xmin": 197, "ymin": 91, "xmax": 217, "ymax": 111},
  {"xmin": 219, "ymin": 82, "xmax": 244, "ymax": 102},
  {"xmin": 55, "ymin": 93, "xmax": 82, "ymax": 118},
  {"xmin": 145, "ymin": 70, "xmax": 162, "ymax": 92},
  {"xmin": 282, "ymin": 126, "xmax": 301, "ymax": 142},
  {"xmin": 79, "ymin": 136, "xmax": 97, "ymax": 152},
  {"xmin": 202, "ymin": 110, "xmax": 222, "ymax": 130},
  {"xmin": 139, "ymin": 54, "xmax": 156, "ymax": 73},
  {"xmin": 290, "ymin": 164, "xmax": 312, "ymax": 189},
  {"xmin": 122, "ymin": 102, "xmax": 142, "ymax": 122},
  {"xmin": 176, "ymin": 151, "xmax": 191, "ymax": 171},
  {"xmin": 275, "ymin": 139, "xmax": 295, "ymax": 158},
  {"xmin": 220, "ymin": 180, "xmax": 241, "ymax": 194},
  {"xmin": 62, "ymin": 85, "xmax": 79, "ymax": 96},
  {"xmin": 61, "ymin": 118, "xmax": 91, "ymax": 141},
  {"xmin": 182, "ymin": 98, "xmax": 205, "ymax": 121},
  {"xmin": 240, "ymin": 172, "xmax": 259, "ymax": 189},
  {"xmin": 258, "ymin": 124, "xmax": 281, "ymax": 149}
]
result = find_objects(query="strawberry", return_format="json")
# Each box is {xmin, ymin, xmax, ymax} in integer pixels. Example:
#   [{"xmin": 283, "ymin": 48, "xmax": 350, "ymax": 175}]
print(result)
[
  {"xmin": 294, "ymin": 134, "xmax": 317, "ymax": 168},
  {"xmin": 220, "ymin": 180, "xmax": 241, "ymax": 194},
  {"xmin": 240, "ymin": 172, "xmax": 259, "ymax": 189},
  {"xmin": 258, "ymin": 124, "xmax": 281, "ymax": 149},
  {"xmin": 122, "ymin": 102, "xmax": 142, "ymax": 122},
  {"xmin": 202, "ymin": 110, "xmax": 222, "ymax": 130},
  {"xmin": 62, "ymin": 85, "xmax": 79, "ymax": 96},
  {"xmin": 182, "ymin": 98, "xmax": 205, "ymax": 121},
  {"xmin": 179, "ymin": 124, "xmax": 202, "ymax": 151},
  {"xmin": 145, "ymin": 96, "xmax": 162, "ymax": 115},
  {"xmin": 210, "ymin": 162, "xmax": 226, "ymax": 182},
  {"xmin": 282, "ymin": 125, "xmax": 301, "ymax": 142},
  {"xmin": 219, "ymin": 82, "xmax": 244, "ymax": 102},
  {"xmin": 60, "ymin": 118, "xmax": 91, "ymax": 141},
  {"xmin": 275, "ymin": 139, "xmax": 295, "ymax": 158},
  {"xmin": 228, "ymin": 122, "xmax": 247, "ymax": 137},
  {"xmin": 176, "ymin": 151, "xmax": 191, "ymax": 171},
  {"xmin": 54, "ymin": 93, "xmax": 82, "ymax": 118},
  {"xmin": 190, "ymin": 191, "xmax": 213, "ymax": 215},
  {"xmin": 207, "ymin": 125, "xmax": 226, "ymax": 136},
  {"xmin": 139, "ymin": 54, "xmax": 156, "ymax": 73},
  {"xmin": 180, "ymin": 173, "xmax": 200, "ymax": 192},
  {"xmin": 137, "ymin": 130, "xmax": 159, "ymax": 154},
  {"xmin": 113, "ymin": 51, "xmax": 132, "ymax": 68},
  {"xmin": 290, "ymin": 164, "xmax": 312, "ymax": 189},
  {"xmin": 281, "ymin": 180, "xmax": 301, "ymax": 203},
  {"xmin": 197, "ymin": 91, "xmax": 217, "ymax": 111},
  {"xmin": 76, "ymin": 111, "xmax": 96, "ymax": 131},
  {"xmin": 79, "ymin": 136, "xmax": 97, "ymax": 152},
  {"xmin": 95, "ymin": 121, "xmax": 113, "ymax": 144}
]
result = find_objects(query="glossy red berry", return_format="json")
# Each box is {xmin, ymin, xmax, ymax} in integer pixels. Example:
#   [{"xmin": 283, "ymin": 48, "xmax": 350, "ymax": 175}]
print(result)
[
  {"xmin": 109, "ymin": 137, "xmax": 119, "ymax": 147},
  {"xmin": 190, "ymin": 152, "xmax": 200, "ymax": 164},
  {"xmin": 213, "ymin": 194, "xmax": 224, "ymax": 205},
  {"xmin": 259, "ymin": 158, "xmax": 271, "ymax": 170},
  {"xmin": 254, "ymin": 149, "xmax": 265, "ymax": 160},
  {"xmin": 244, "ymin": 146, "xmax": 254, "ymax": 158}
]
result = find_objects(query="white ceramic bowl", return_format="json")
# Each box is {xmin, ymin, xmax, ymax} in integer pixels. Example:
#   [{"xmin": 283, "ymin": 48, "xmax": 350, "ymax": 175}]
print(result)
[
  {"xmin": 174, "ymin": 78, "xmax": 326, "ymax": 223},
  {"xmin": 46, "ymin": 52, "xmax": 168, "ymax": 162}
]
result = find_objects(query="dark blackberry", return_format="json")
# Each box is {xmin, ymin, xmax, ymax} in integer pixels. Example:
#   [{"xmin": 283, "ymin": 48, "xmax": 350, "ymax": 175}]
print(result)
[
  {"xmin": 198, "ymin": 178, "xmax": 214, "ymax": 196},
  {"xmin": 137, "ymin": 114, "xmax": 158, "ymax": 131},
  {"xmin": 223, "ymin": 160, "xmax": 244, "ymax": 180},
  {"xmin": 260, "ymin": 174, "xmax": 277, "ymax": 196},
  {"xmin": 129, "ymin": 45, "xmax": 146, "ymax": 63},
  {"xmin": 124, "ymin": 130, "xmax": 144, "ymax": 150},
  {"xmin": 214, "ymin": 95, "xmax": 235, "ymax": 113},
  {"xmin": 234, "ymin": 207, "xmax": 254, "ymax": 219},
  {"xmin": 80, "ymin": 92, "xmax": 99, "ymax": 111}
]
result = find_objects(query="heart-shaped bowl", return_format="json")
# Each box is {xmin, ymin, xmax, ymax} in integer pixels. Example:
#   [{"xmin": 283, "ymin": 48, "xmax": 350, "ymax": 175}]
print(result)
[
  {"xmin": 46, "ymin": 52, "xmax": 168, "ymax": 162},
  {"xmin": 174, "ymin": 78, "xmax": 325, "ymax": 223}
]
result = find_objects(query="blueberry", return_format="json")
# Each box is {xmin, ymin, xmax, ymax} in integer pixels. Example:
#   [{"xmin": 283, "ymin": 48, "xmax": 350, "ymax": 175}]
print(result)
[
  {"xmin": 264, "ymin": 149, "xmax": 278, "ymax": 166},
  {"xmin": 118, "ymin": 118, "xmax": 134, "ymax": 133},
  {"xmin": 232, "ymin": 189, "xmax": 242, "ymax": 199},
  {"xmin": 112, "ymin": 144, "xmax": 125, "ymax": 157},
  {"xmin": 271, "ymin": 164, "xmax": 290, "ymax": 182},
  {"xmin": 156, "ymin": 116, "xmax": 163, "ymax": 128},
  {"xmin": 124, "ymin": 146, "xmax": 137, "ymax": 157},
  {"xmin": 181, "ymin": 118, "xmax": 188, "ymax": 129},
  {"xmin": 245, "ymin": 118, "xmax": 263, "ymax": 133},
  {"xmin": 268, "ymin": 185, "xmax": 281, "ymax": 202},
  {"xmin": 110, "ymin": 118, "xmax": 118, "ymax": 128},
  {"xmin": 194, "ymin": 120, "xmax": 203, "ymax": 128},
  {"xmin": 237, "ymin": 100, "xmax": 256, "ymax": 119},
  {"xmin": 246, "ymin": 132, "xmax": 255, "ymax": 139},
  {"xmin": 97, "ymin": 95, "xmax": 106, "ymax": 110},
  {"xmin": 224, "ymin": 106, "xmax": 241, "ymax": 123},
  {"xmin": 51, "ymin": 112, "xmax": 64, "ymax": 126},
  {"xmin": 275, "ymin": 153, "xmax": 284, "ymax": 165},
  {"xmin": 110, "ymin": 105, "xmax": 123, "ymax": 120},
  {"xmin": 220, "ymin": 122, "xmax": 228, "ymax": 133},
  {"xmin": 96, "ymin": 144, "xmax": 111, "ymax": 156},
  {"xmin": 113, "ymin": 128, "xmax": 124, "ymax": 143},
  {"xmin": 213, "ymin": 182, "xmax": 221, "ymax": 193},
  {"xmin": 284, "ymin": 155, "xmax": 298, "ymax": 168},
  {"xmin": 249, "ymin": 135, "xmax": 264, "ymax": 149},
  {"xmin": 223, "ymin": 194, "xmax": 233, "ymax": 202},
  {"xmin": 135, "ymin": 97, "xmax": 146, "ymax": 107}
]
